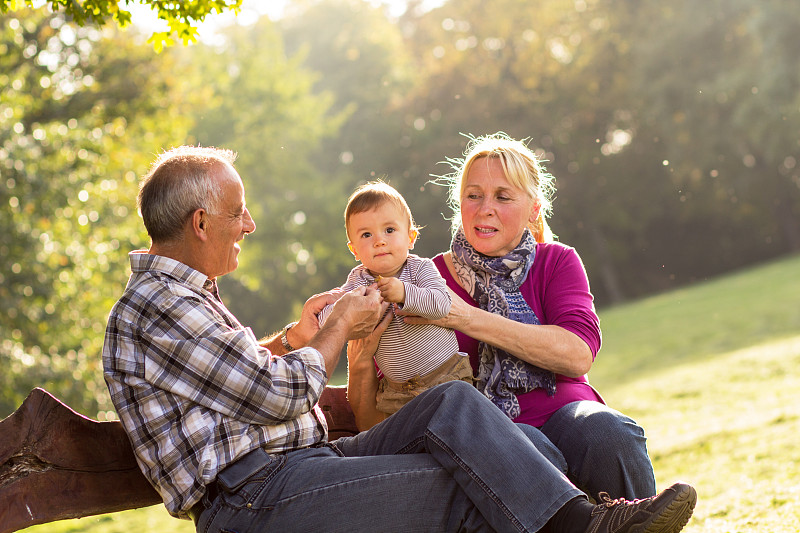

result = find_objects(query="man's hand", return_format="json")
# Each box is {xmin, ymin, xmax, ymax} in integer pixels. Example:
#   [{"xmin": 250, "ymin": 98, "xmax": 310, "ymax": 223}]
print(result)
[
  {"xmin": 308, "ymin": 286, "xmax": 388, "ymax": 377},
  {"xmin": 288, "ymin": 289, "xmax": 346, "ymax": 348},
  {"xmin": 346, "ymin": 308, "xmax": 392, "ymax": 431},
  {"xmin": 327, "ymin": 285, "xmax": 388, "ymax": 340},
  {"xmin": 376, "ymin": 276, "xmax": 405, "ymax": 304}
]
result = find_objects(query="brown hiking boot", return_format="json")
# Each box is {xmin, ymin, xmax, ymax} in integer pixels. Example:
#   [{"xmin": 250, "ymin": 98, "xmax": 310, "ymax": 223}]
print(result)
[{"xmin": 587, "ymin": 482, "xmax": 697, "ymax": 533}]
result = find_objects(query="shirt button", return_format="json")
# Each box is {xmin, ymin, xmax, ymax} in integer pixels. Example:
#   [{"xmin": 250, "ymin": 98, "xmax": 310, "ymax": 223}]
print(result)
[{"xmin": 247, "ymin": 503, "xmax": 253, "ymax": 509}]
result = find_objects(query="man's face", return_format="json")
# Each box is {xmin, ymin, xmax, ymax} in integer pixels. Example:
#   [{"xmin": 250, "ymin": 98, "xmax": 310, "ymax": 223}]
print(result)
[{"xmin": 204, "ymin": 164, "xmax": 256, "ymax": 279}]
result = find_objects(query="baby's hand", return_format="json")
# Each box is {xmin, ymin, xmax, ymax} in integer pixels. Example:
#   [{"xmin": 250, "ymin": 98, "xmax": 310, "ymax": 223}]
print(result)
[{"xmin": 376, "ymin": 276, "xmax": 405, "ymax": 304}]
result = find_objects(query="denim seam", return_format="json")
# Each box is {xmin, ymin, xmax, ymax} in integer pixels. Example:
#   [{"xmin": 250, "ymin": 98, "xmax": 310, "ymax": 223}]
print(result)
[
  {"xmin": 395, "ymin": 435, "xmax": 426, "ymax": 455},
  {"xmin": 324, "ymin": 441, "xmax": 346, "ymax": 457},
  {"xmin": 425, "ymin": 430, "xmax": 528, "ymax": 533},
  {"xmin": 241, "ymin": 455, "xmax": 287, "ymax": 505},
  {"xmin": 220, "ymin": 467, "xmax": 443, "ymax": 513},
  {"xmin": 199, "ymin": 503, "xmax": 224, "ymax": 533}
]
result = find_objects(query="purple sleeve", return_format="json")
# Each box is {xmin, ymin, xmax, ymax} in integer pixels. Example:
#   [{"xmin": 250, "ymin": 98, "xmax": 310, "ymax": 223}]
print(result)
[
  {"xmin": 525, "ymin": 243, "xmax": 602, "ymax": 359},
  {"xmin": 434, "ymin": 245, "xmax": 602, "ymax": 360},
  {"xmin": 434, "ymin": 247, "xmax": 605, "ymax": 425}
]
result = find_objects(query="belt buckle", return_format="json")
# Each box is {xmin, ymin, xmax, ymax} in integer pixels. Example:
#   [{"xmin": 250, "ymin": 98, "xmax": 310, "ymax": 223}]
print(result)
[{"xmin": 402, "ymin": 377, "xmax": 419, "ymax": 391}]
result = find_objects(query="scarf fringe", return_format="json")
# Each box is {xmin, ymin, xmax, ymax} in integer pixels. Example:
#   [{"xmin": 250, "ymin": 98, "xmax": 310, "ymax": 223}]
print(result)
[{"xmin": 452, "ymin": 227, "xmax": 557, "ymax": 419}]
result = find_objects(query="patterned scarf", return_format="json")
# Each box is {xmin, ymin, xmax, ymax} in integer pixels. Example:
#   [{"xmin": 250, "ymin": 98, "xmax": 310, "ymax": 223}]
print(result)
[{"xmin": 451, "ymin": 227, "xmax": 556, "ymax": 419}]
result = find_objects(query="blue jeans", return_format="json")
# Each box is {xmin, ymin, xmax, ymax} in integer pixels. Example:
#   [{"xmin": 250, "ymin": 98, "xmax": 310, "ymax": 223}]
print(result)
[
  {"xmin": 539, "ymin": 401, "xmax": 657, "ymax": 501},
  {"xmin": 196, "ymin": 381, "xmax": 582, "ymax": 533}
]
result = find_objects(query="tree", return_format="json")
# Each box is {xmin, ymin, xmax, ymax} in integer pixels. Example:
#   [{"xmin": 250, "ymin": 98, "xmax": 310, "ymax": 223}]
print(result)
[
  {"xmin": 280, "ymin": 0, "xmax": 415, "ymax": 190},
  {"xmin": 632, "ymin": 0, "xmax": 800, "ymax": 278},
  {"xmin": 279, "ymin": 0, "xmax": 425, "ymax": 251},
  {"xmin": 182, "ymin": 16, "xmax": 352, "ymax": 337},
  {"xmin": 0, "ymin": 9, "xmax": 195, "ymax": 417},
  {"xmin": 372, "ymin": 0, "xmax": 653, "ymax": 302},
  {"xmin": 0, "ymin": 0, "xmax": 243, "ymax": 50}
]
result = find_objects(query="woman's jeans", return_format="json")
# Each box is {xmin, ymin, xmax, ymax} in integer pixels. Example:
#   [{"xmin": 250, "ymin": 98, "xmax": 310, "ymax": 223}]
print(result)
[
  {"xmin": 195, "ymin": 381, "xmax": 582, "ymax": 533},
  {"xmin": 539, "ymin": 401, "xmax": 657, "ymax": 502}
]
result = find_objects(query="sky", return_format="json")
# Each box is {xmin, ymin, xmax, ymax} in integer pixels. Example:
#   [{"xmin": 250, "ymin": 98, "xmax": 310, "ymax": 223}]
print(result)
[
  {"xmin": 130, "ymin": 0, "xmax": 445, "ymax": 44},
  {"xmin": 128, "ymin": 0, "xmax": 280, "ymax": 43}
]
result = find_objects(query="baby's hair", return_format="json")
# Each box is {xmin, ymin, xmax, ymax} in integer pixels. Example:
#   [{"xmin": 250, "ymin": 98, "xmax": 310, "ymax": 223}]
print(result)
[{"xmin": 344, "ymin": 180, "xmax": 420, "ymax": 240}]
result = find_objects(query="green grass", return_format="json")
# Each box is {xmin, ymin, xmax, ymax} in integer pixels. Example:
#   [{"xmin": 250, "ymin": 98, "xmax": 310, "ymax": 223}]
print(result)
[
  {"xmin": 591, "ymin": 253, "xmax": 800, "ymax": 388},
  {"xmin": 20, "ymin": 506, "xmax": 192, "ymax": 533},
  {"xmin": 22, "ymin": 254, "xmax": 800, "ymax": 532},
  {"xmin": 591, "ymin": 253, "xmax": 800, "ymax": 532},
  {"xmin": 599, "ymin": 336, "xmax": 800, "ymax": 532}
]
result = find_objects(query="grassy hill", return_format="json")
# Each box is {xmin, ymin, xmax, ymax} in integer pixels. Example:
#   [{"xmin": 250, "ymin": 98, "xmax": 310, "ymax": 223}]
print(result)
[
  {"xmin": 22, "ymin": 254, "xmax": 800, "ymax": 532},
  {"xmin": 592, "ymin": 253, "xmax": 800, "ymax": 388},
  {"xmin": 590, "ymin": 253, "xmax": 800, "ymax": 532}
]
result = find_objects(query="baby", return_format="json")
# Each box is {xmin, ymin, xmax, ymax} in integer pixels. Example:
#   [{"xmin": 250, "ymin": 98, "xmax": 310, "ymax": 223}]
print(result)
[{"xmin": 319, "ymin": 181, "xmax": 473, "ymax": 415}]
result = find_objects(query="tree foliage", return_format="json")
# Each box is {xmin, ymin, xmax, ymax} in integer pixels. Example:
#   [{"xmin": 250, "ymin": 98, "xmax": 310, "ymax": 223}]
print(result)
[
  {"xmin": 633, "ymin": 0, "xmax": 800, "ymax": 262},
  {"xmin": 2, "ymin": 0, "xmax": 799, "ymax": 415},
  {"xmin": 0, "ymin": 0, "xmax": 243, "ymax": 50},
  {"xmin": 182, "ymin": 17, "xmax": 352, "ymax": 336},
  {"xmin": 0, "ymin": 9, "xmax": 194, "ymax": 417}
]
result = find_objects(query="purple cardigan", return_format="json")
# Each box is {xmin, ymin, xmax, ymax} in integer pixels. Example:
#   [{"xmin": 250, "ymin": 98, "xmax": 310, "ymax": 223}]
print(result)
[{"xmin": 433, "ymin": 242, "xmax": 604, "ymax": 427}]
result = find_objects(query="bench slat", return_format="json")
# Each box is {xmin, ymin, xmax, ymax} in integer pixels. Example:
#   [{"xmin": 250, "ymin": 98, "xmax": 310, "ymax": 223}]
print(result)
[{"xmin": 0, "ymin": 386, "xmax": 358, "ymax": 533}]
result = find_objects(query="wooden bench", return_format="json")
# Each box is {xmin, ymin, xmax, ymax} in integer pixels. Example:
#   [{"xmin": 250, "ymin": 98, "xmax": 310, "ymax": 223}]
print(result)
[{"xmin": 0, "ymin": 387, "xmax": 359, "ymax": 533}]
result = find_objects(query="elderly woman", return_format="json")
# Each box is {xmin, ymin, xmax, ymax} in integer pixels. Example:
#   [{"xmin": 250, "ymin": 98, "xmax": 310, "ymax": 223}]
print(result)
[{"xmin": 347, "ymin": 133, "xmax": 656, "ymax": 502}]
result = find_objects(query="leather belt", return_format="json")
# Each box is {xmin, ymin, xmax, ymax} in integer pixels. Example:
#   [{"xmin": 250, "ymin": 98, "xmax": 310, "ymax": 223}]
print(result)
[{"xmin": 187, "ymin": 480, "xmax": 220, "ymax": 525}]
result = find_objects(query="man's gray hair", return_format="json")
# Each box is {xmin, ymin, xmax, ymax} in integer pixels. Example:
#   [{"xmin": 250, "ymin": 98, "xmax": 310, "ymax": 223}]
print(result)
[{"xmin": 138, "ymin": 146, "xmax": 238, "ymax": 243}]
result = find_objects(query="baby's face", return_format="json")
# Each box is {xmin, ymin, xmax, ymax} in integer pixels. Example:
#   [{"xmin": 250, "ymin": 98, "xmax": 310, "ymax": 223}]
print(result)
[{"xmin": 347, "ymin": 202, "xmax": 416, "ymax": 278}]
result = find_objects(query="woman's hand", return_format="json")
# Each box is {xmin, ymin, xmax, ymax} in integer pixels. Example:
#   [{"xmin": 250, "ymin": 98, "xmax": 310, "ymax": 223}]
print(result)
[
  {"xmin": 401, "ymin": 287, "xmax": 474, "ymax": 330},
  {"xmin": 406, "ymin": 287, "xmax": 593, "ymax": 377}
]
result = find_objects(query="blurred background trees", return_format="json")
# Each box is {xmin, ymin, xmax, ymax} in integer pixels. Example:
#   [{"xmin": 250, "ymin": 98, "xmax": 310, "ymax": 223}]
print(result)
[
  {"xmin": 2, "ymin": 0, "xmax": 799, "ymax": 417},
  {"xmin": 0, "ymin": 0, "xmax": 245, "ymax": 49},
  {"xmin": 0, "ymin": 8, "xmax": 194, "ymax": 415}
]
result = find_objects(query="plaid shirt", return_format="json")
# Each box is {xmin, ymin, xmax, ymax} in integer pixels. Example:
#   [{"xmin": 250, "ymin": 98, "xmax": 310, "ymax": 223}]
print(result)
[{"xmin": 103, "ymin": 252, "xmax": 328, "ymax": 518}]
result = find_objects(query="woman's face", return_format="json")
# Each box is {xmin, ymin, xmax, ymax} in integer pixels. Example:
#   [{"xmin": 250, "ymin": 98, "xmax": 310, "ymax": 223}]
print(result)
[{"xmin": 460, "ymin": 157, "xmax": 538, "ymax": 257}]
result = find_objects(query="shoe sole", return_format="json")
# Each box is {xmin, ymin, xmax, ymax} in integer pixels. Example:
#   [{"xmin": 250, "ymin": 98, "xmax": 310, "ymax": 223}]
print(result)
[{"xmin": 641, "ymin": 483, "xmax": 698, "ymax": 533}]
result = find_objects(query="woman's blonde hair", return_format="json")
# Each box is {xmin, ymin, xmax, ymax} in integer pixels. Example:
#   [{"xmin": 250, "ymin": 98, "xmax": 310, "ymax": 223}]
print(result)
[{"xmin": 436, "ymin": 132, "xmax": 556, "ymax": 243}]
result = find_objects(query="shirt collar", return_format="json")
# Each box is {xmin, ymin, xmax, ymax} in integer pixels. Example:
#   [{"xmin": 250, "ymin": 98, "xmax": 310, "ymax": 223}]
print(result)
[{"xmin": 129, "ymin": 251, "xmax": 211, "ymax": 292}]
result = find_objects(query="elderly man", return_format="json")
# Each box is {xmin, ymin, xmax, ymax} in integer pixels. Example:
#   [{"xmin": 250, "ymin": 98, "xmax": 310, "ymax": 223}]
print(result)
[{"xmin": 103, "ymin": 146, "xmax": 696, "ymax": 533}]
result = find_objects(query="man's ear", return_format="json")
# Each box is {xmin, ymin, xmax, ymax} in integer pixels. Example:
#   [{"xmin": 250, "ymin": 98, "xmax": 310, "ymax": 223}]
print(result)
[
  {"xmin": 191, "ymin": 209, "xmax": 209, "ymax": 241},
  {"xmin": 347, "ymin": 241, "xmax": 359, "ymax": 260},
  {"xmin": 408, "ymin": 229, "xmax": 419, "ymax": 250}
]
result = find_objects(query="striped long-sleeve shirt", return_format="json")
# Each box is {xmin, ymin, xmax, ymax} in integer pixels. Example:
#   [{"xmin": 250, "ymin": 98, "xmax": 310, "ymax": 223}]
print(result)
[
  {"xmin": 103, "ymin": 252, "xmax": 327, "ymax": 518},
  {"xmin": 320, "ymin": 254, "xmax": 460, "ymax": 381}
]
